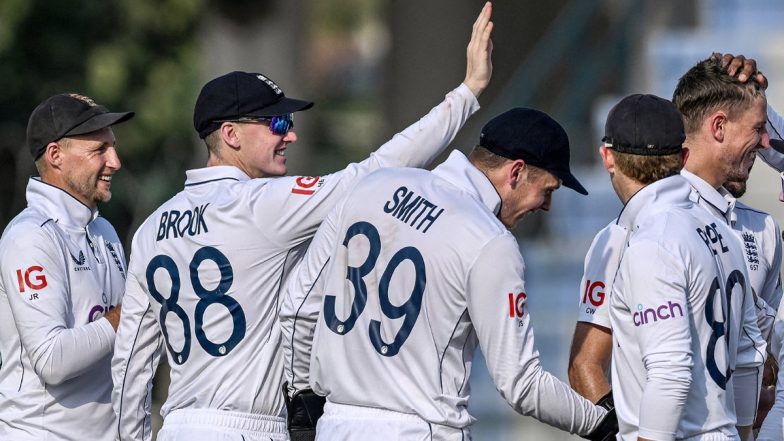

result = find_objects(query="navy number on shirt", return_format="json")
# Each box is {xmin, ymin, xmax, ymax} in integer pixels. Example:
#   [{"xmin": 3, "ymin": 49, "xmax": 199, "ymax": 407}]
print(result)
[
  {"xmin": 146, "ymin": 246, "xmax": 246, "ymax": 364},
  {"xmin": 323, "ymin": 221, "xmax": 426, "ymax": 357},
  {"xmin": 705, "ymin": 269, "xmax": 745, "ymax": 389}
]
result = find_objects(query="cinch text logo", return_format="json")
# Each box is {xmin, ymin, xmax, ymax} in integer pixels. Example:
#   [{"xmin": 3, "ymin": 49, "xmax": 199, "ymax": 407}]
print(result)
[
  {"xmin": 508, "ymin": 291, "xmax": 527, "ymax": 318},
  {"xmin": 582, "ymin": 279, "xmax": 605, "ymax": 307},
  {"xmin": 292, "ymin": 176, "xmax": 322, "ymax": 195},
  {"xmin": 633, "ymin": 301, "xmax": 684, "ymax": 327},
  {"xmin": 89, "ymin": 303, "xmax": 116, "ymax": 323},
  {"xmin": 16, "ymin": 266, "xmax": 48, "ymax": 292}
]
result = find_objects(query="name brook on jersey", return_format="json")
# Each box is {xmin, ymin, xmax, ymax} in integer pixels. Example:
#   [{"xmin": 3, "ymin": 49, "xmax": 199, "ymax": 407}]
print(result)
[
  {"xmin": 156, "ymin": 204, "xmax": 210, "ymax": 241},
  {"xmin": 383, "ymin": 186, "xmax": 444, "ymax": 233}
]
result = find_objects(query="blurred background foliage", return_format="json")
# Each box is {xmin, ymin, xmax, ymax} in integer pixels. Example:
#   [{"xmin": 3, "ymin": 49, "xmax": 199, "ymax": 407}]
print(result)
[{"xmin": 0, "ymin": 0, "xmax": 204, "ymax": 244}]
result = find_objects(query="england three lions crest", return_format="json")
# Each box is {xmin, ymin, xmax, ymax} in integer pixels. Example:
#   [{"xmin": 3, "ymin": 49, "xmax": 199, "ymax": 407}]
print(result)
[{"xmin": 742, "ymin": 232, "xmax": 759, "ymax": 266}]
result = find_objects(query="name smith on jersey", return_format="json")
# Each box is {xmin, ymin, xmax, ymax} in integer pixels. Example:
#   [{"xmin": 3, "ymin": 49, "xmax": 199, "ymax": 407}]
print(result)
[{"xmin": 383, "ymin": 186, "xmax": 444, "ymax": 233}]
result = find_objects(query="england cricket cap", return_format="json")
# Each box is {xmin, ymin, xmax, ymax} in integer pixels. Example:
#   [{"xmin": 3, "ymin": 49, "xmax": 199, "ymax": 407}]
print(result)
[
  {"xmin": 479, "ymin": 107, "xmax": 588, "ymax": 195},
  {"xmin": 603, "ymin": 94, "xmax": 685, "ymax": 156},
  {"xmin": 26, "ymin": 93, "xmax": 134, "ymax": 159},
  {"xmin": 193, "ymin": 71, "xmax": 314, "ymax": 139}
]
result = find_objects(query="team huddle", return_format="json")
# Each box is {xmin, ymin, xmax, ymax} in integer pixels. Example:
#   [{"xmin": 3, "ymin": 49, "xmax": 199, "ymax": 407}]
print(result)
[{"xmin": 1, "ymin": 2, "xmax": 784, "ymax": 441}]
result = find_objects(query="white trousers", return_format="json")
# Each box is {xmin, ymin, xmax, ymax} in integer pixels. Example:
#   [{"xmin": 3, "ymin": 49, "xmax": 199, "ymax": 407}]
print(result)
[
  {"xmin": 158, "ymin": 408, "xmax": 289, "ymax": 441},
  {"xmin": 315, "ymin": 402, "xmax": 469, "ymax": 441}
]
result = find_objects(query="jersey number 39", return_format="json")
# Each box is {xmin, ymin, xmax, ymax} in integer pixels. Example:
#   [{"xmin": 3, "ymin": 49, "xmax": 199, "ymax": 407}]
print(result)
[
  {"xmin": 146, "ymin": 246, "xmax": 246, "ymax": 365},
  {"xmin": 324, "ymin": 221, "xmax": 426, "ymax": 357}
]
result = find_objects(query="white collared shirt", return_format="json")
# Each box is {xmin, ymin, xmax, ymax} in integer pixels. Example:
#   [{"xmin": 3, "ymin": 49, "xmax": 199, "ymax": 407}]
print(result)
[
  {"xmin": 610, "ymin": 174, "xmax": 754, "ymax": 440},
  {"xmin": 0, "ymin": 178, "xmax": 126, "ymax": 441},
  {"xmin": 295, "ymin": 151, "xmax": 607, "ymax": 434},
  {"xmin": 111, "ymin": 84, "xmax": 481, "ymax": 440}
]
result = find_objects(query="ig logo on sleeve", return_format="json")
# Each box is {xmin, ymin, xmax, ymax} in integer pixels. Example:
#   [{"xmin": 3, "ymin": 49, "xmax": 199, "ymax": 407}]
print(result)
[{"xmin": 16, "ymin": 266, "xmax": 48, "ymax": 300}]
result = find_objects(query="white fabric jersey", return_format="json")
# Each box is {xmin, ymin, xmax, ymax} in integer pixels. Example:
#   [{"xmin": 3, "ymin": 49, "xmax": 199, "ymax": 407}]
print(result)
[
  {"xmin": 111, "ymin": 84, "xmax": 480, "ymax": 440},
  {"xmin": 759, "ymin": 104, "xmax": 784, "ymax": 172},
  {"xmin": 575, "ymin": 185, "xmax": 781, "ymax": 341},
  {"xmin": 727, "ymin": 197, "xmax": 782, "ymax": 342},
  {"xmin": 610, "ymin": 174, "xmax": 759, "ymax": 440},
  {"xmin": 575, "ymin": 220, "xmax": 627, "ymax": 329},
  {"xmin": 298, "ymin": 151, "xmax": 606, "ymax": 437},
  {"xmin": 758, "ymin": 105, "xmax": 784, "ymax": 441},
  {"xmin": 0, "ymin": 178, "xmax": 125, "ymax": 441},
  {"xmin": 681, "ymin": 169, "xmax": 767, "ymax": 427}
]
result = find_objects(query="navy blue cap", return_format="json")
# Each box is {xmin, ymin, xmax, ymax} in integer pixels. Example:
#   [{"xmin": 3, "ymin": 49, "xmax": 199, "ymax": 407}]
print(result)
[
  {"xmin": 26, "ymin": 93, "xmax": 134, "ymax": 159},
  {"xmin": 479, "ymin": 107, "xmax": 588, "ymax": 195},
  {"xmin": 603, "ymin": 94, "xmax": 684, "ymax": 156},
  {"xmin": 193, "ymin": 71, "xmax": 314, "ymax": 138}
]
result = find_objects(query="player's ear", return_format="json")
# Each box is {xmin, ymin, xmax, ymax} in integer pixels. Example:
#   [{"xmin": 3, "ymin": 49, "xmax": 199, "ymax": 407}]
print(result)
[
  {"xmin": 680, "ymin": 147, "xmax": 690, "ymax": 167},
  {"xmin": 44, "ymin": 141, "xmax": 64, "ymax": 169},
  {"xmin": 709, "ymin": 111, "xmax": 727, "ymax": 143},
  {"xmin": 508, "ymin": 159, "xmax": 525, "ymax": 188},
  {"xmin": 599, "ymin": 146, "xmax": 615, "ymax": 173},
  {"xmin": 220, "ymin": 122, "xmax": 242, "ymax": 150}
]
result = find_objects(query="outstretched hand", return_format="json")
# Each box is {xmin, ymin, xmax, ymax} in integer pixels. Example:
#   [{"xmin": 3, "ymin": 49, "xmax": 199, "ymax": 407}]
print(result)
[
  {"xmin": 463, "ymin": 2, "xmax": 494, "ymax": 97},
  {"xmin": 711, "ymin": 52, "xmax": 768, "ymax": 89}
]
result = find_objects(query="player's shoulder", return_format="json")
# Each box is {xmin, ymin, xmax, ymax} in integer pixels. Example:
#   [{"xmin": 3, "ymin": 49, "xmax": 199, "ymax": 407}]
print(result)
[
  {"xmin": 733, "ymin": 200, "xmax": 780, "ymax": 233},
  {"xmin": 629, "ymin": 204, "xmax": 707, "ymax": 254},
  {"xmin": 0, "ymin": 208, "xmax": 59, "ymax": 257},
  {"xmin": 91, "ymin": 216, "xmax": 121, "ymax": 242},
  {"xmin": 587, "ymin": 219, "xmax": 624, "ymax": 251}
]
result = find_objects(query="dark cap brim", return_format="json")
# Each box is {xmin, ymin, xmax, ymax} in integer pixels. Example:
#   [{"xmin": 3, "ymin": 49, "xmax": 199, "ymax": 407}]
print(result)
[
  {"xmin": 65, "ymin": 111, "xmax": 135, "ymax": 137},
  {"xmin": 246, "ymin": 97, "xmax": 314, "ymax": 118},
  {"xmin": 555, "ymin": 169, "xmax": 588, "ymax": 195}
]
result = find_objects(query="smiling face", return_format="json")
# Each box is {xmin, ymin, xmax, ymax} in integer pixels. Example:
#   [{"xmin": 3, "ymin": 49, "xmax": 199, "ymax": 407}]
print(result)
[
  {"xmin": 721, "ymin": 95, "xmax": 769, "ymax": 183},
  {"xmin": 57, "ymin": 127, "xmax": 122, "ymax": 209},
  {"xmin": 498, "ymin": 166, "xmax": 560, "ymax": 229},
  {"xmin": 234, "ymin": 120, "xmax": 298, "ymax": 178}
]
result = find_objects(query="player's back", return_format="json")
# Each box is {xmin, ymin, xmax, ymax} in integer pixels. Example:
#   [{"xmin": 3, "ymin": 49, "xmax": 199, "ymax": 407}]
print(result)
[
  {"xmin": 129, "ymin": 172, "xmax": 301, "ymax": 417},
  {"xmin": 310, "ymin": 165, "xmax": 509, "ymax": 428},
  {"xmin": 610, "ymin": 192, "xmax": 749, "ymax": 439}
]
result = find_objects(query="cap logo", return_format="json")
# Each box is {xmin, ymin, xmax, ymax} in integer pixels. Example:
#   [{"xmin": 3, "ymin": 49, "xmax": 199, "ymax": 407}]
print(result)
[
  {"xmin": 67, "ymin": 93, "xmax": 97, "ymax": 107},
  {"xmin": 256, "ymin": 74, "xmax": 282, "ymax": 95}
]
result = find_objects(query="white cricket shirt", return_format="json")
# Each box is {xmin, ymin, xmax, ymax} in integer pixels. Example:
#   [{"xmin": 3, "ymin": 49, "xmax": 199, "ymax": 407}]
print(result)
[
  {"xmin": 0, "ymin": 178, "xmax": 125, "ymax": 441},
  {"xmin": 111, "ymin": 83, "xmax": 480, "ymax": 440},
  {"xmin": 299, "ymin": 151, "xmax": 607, "ymax": 435},
  {"xmin": 610, "ymin": 174, "xmax": 758, "ymax": 440}
]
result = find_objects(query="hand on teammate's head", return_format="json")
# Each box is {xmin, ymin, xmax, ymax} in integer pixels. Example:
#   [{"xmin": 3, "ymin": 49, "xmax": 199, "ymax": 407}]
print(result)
[{"xmin": 711, "ymin": 52, "xmax": 768, "ymax": 89}]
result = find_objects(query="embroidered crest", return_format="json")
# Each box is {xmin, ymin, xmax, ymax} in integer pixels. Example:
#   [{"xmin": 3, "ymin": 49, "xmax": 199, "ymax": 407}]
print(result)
[
  {"xmin": 67, "ymin": 93, "xmax": 97, "ymax": 106},
  {"xmin": 742, "ymin": 232, "xmax": 759, "ymax": 265}
]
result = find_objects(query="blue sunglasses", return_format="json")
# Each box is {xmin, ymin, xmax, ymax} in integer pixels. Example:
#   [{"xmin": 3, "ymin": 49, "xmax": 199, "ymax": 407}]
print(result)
[{"xmin": 216, "ymin": 114, "xmax": 294, "ymax": 136}]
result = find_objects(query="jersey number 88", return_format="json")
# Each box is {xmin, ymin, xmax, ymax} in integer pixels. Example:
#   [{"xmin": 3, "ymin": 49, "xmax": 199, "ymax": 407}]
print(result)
[{"xmin": 146, "ymin": 246, "xmax": 246, "ymax": 365}]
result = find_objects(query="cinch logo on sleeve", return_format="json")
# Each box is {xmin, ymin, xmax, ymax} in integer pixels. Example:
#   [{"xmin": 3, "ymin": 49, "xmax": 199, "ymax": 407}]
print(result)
[
  {"xmin": 16, "ymin": 266, "xmax": 48, "ymax": 292},
  {"xmin": 633, "ymin": 301, "xmax": 684, "ymax": 327},
  {"xmin": 291, "ymin": 176, "xmax": 322, "ymax": 195}
]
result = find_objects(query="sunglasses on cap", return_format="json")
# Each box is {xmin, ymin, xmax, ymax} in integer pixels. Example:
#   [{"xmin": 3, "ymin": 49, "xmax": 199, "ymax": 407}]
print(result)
[{"xmin": 214, "ymin": 114, "xmax": 294, "ymax": 136}]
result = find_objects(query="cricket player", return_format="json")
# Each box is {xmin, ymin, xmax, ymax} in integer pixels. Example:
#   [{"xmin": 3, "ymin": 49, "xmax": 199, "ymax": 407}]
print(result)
[
  {"xmin": 569, "ymin": 56, "xmax": 774, "ymax": 437},
  {"xmin": 110, "ymin": 3, "xmax": 494, "ymax": 440},
  {"xmin": 282, "ymin": 108, "xmax": 618, "ymax": 441},
  {"xmin": 594, "ymin": 93, "xmax": 762, "ymax": 440},
  {"xmin": 0, "ymin": 93, "xmax": 131, "ymax": 440}
]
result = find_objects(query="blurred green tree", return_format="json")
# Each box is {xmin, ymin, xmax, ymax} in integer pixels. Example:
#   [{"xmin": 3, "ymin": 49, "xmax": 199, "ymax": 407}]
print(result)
[{"xmin": 0, "ymin": 0, "xmax": 204, "ymax": 246}]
